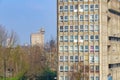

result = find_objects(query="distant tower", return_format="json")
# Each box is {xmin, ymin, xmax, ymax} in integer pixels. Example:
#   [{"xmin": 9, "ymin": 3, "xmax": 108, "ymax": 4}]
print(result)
[{"xmin": 30, "ymin": 28, "xmax": 45, "ymax": 47}]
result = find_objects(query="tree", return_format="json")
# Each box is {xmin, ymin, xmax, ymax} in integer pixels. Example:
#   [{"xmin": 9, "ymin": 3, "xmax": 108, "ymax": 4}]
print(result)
[
  {"xmin": 44, "ymin": 37, "xmax": 57, "ymax": 71},
  {"xmin": 0, "ymin": 25, "xmax": 8, "ymax": 46},
  {"xmin": 22, "ymin": 45, "xmax": 48, "ymax": 80},
  {"xmin": 22, "ymin": 37, "xmax": 57, "ymax": 80},
  {"xmin": 70, "ymin": 62, "xmax": 89, "ymax": 80},
  {"xmin": 37, "ymin": 68, "xmax": 57, "ymax": 80},
  {"xmin": 0, "ymin": 25, "xmax": 19, "ymax": 80}
]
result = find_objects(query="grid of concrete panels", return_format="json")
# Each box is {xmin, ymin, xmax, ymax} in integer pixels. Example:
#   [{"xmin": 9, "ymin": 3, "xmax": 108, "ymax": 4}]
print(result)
[{"xmin": 57, "ymin": 0, "xmax": 100, "ymax": 80}]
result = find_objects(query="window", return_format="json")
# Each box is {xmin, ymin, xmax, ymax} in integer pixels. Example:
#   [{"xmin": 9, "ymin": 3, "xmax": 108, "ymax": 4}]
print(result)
[
  {"xmin": 60, "ymin": 66, "xmax": 63, "ymax": 71},
  {"xmin": 60, "ymin": 36, "xmax": 63, "ymax": 42},
  {"xmin": 80, "ymin": 15, "xmax": 84, "ymax": 21},
  {"xmin": 70, "ymin": 46, "xmax": 74, "ymax": 52},
  {"xmin": 70, "ymin": 66, "xmax": 73, "ymax": 71},
  {"xmin": 84, "ymin": 5, "xmax": 88, "ymax": 11},
  {"xmin": 90, "ymin": 35, "xmax": 94, "ymax": 41},
  {"xmin": 70, "ymin": 35, "xmax": 74, "ymax": 42},
  {"xmin": 74, "ymin": 14, "xmax": 78, "ymax": 21},
  {"xmin": 85, "ymin": 15, "xmax": 88, "ymax": 21},
  {"xmin": 85, "ymin": 35, "xmax": 88, "ymax": 41},
  {"xmin": 64, "ymin": 36, "xmax": 68, "ymax": 42},
  {"xmin": 75, "ymin": 56, "xmax": 78, "ymax": 62},
  {"xmin": 60, "ymin": 0, "xmax": 63, "ymax": 2},
  {"xmin": 64, "ymin": 26, "xmax": 68, "ymax": 32},
  {"xmin": 90, "ymin": 76, "xmax": 94, "ymax": 80},
  {"xmin": 84, "ymin": 25, "xmax": 88, "ymax": 32},
  {"xmin": 80, "ymin": 56, "xmax": 84, "ymax": 61},
  {"xmin": 64, "ymin": 5, "xmax": 68, "ymax": 12},
  {"xmin": 74, "ymin": 36, "xmax": 78, "ymax": 42},
  {"xmin": 85, "ymin": 45, "xmax": 88, "ymax": 52},
  {"xmin": 95, "ymin": 46, "xmax": 99, "ymax": 52},
  {"xmin": 94, "ymin": 25, "xmax": 99, "ymax": 31},
  {"xmin": 64, "ymin": 66, "xmax": 69, "ymax": 71},
  {"xmin": 70, "ymin": 5, "xmax": 73, "ymax": 12},
  {"xmin": 60, "ymin": 6, "xmax": 63, "ymax": 12},
  {"xmin": 74, "ymin": 0, "xmax": 78, "ymax": 1},
  {"xmin": 69, "ymin": 0, "xmax": 73, "ymax": 2},
  {"xmin": 90, "ymin": 55, "xmax": 94, "ymax": 63},
  {"xmin": 80, "ymin": 45, "xmax": 84, "ymax": 52},
  {"xmin": 95, "ymin": 55, "xmax": 99, "ymax": 63},
  {"xmin": 65, "ymin": 76, "xmax": 69, "ymax": 80},
  {"xmin": 60, "ymin": 56, "xmax": 63, "ymax": 61},
  {"xmin": 70, "ymin": 56, "xmax": 74, "ymax": 62},
  {"xmin": 60, "ymin": 26, "xmax": 63, "ymax": 32},
  {"xmin": 64, "ymin": 16, "xmax": 68, "ymax": 22},
  {"xmin": 95, "ymin": 4, "xmax": 99, "ymax": 10},
  {"xmin": 84, "ymin": 0, "xmax": 88, "ymax": 2},
  {"xmin": 60, "ymin": 76, "xmax": 64, "ymax": 80},
  {"xmin": 64, "ymin": 0, "xmax": 68, "ymax": 2},
  {"xmin": 96, "ymin": 76, "xmax": 99, "ymax": 80},
  {"xmin": 80, "ymin": 25, "xmax": 84, "ymax": 32},
  {"xmin": 70, "ymin": 15, "xmax": 73, "ymax": 21},
  {"xmin": 64, "ymin": 46, "xmax": 68, "ymax": 52},
  {"xmin": 90, "ymin": 65, "xmax": 94, "ymax": 72},
  {"xmin": 79, "ymin": 5, "xmax": 83, "ymax": 12},
  {"xmin": 90, "ymin": 25, "xmax": 94, "ymax": 32},
  {"xmin": 90, "ymin": 15, "xmax": 94, "ymax": 22},
  {"xmin": 95, "ymin": 35, "xmax": 99, "ymax": 41},
  {"xmin": 75, "ymin": 4, "xmax": 78, "ymax": 10},
  {"xmin": 80, "ymin": 36, "xmax": 84, "ymax": 42},
  {"xmin": 96, "ymin": 66, "xmax": 99, "ymax": 72},
  {"xmin": 74, "ymin": 45, "xmax": 78, "ymax": 52},
  {"xmin": 70, "ymin": 26, "xmax": 73, "ymax": 32},
  {"xmin": 90, "ymin": 46, "xmax": 94, "ymax": 52},
  {"xmin": 90, "ymin": 4, "xmax": 94, "ymax": 11},
  {"xmin": 89, "ymin": 0, "xmax": 94, "ymax": 1},
  {"xmin": 95, "ymin": 14, "xmax": 99, "ymax": 21},
  {"xmin": 64, "ymin": 56, "xmax": 68, "ymax": 62},
  {"xmin": 60, "ymin": 16, "xmax": 63, "ymax": 22},
  {"xmin": 75, "ymin": 26, "xmax": 78, "ymax": 32},
  {"xmin": 59, "ymin": 46, "xmax": 63, "ymax": 52}
]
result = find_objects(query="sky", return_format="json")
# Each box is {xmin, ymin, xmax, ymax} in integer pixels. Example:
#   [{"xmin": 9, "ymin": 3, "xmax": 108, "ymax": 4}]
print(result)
[{"xmin": 0, "ymin": 0, "xmax": 56, "ymax": 45}]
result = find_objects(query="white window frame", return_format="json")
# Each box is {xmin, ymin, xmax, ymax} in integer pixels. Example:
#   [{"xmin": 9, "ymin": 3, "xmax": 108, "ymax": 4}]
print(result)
[
  {"xmin": 70, "ymin": 56, "xmax": 74, "ymax": 62},
  {"xmin": 90, "ymin": 55, "xmax": 94, "ymax": 63},
  {"xmin": 64, "ymin": 46, "xmax": 68, "ymax": 52},
  {"xmin": 80, "ymin": 45, "xmax": 84, "ymax": 52},
  {"xmin": 59, "ymin": 56, "xmax": 63, "ymax": 62},
  {"xmin": 85, "ymin": 35, "xmax": 88, "ymax": 41},
  {"xmin": 70, "ymin": 35, "xmax": 74, "ymax": 42},
  {"xmin": 60, "ymin": 66, "xmax": 64, "ymax": 71},
  {"xmin": 85, "ymin": 45, "xmax": 88, "ymax": 52},
  {"xmin": 64, "ymin": 56, "xmax": 68, "ymax": 62},
  {"xmin": 95, "ymin": 45, "xmax": 99, "ymax": 52},
  {"xmin": 60, "ymin": 36, "xmax": 63, "ymax": 42},
  {"xmin": 59, "ymin": 46, "xmax": 63, "ymax": 52},
  {"xmin": 64, "ymin": 16, "xmax": 68, "ymax": 22},
  {"xmin": 64, "ymin": 66, "xmax": 69, "ymax": 72},
  {"xmin": 64, "ymin": 5, "xmax": 68, "ymax": 12},
  {"xmin": 64, "ymin": 36, "xmax": 68, "ymax": 42},
  {"xmin": 90, "ymin": 25, "xmax": 94, "ymax": 32},
  {"xmin": 60, "ymin": 6, "xmax": 63, "ymax": 12},
  {"xmin": 75, "ymin": 56, "xmax": 79, "ymax": 62},
  {"xmin": 69, "ymin": 46, "xmax": 74, "ymax": 52}
]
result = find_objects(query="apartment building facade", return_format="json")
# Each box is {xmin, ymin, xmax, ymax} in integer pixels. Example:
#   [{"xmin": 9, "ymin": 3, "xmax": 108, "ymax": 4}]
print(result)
[{"xmin": 57, "ymin": 0, "xmax": 120, "ymax": 80}]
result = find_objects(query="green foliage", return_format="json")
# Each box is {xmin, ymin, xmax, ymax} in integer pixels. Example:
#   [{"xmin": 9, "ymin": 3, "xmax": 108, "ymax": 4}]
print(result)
[
  {"xmin": 0, "ymin": 71, "xmax": 27, "ymax": 80},
  {"xmin": 36, "ymin": 68, "xmax": 57, "ymax": 80}
]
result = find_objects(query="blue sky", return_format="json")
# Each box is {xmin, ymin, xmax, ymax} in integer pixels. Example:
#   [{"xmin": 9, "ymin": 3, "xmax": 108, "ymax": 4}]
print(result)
[{"xmin": 0, "ymin": 0, "xmax": 56, "ymax": 45}]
